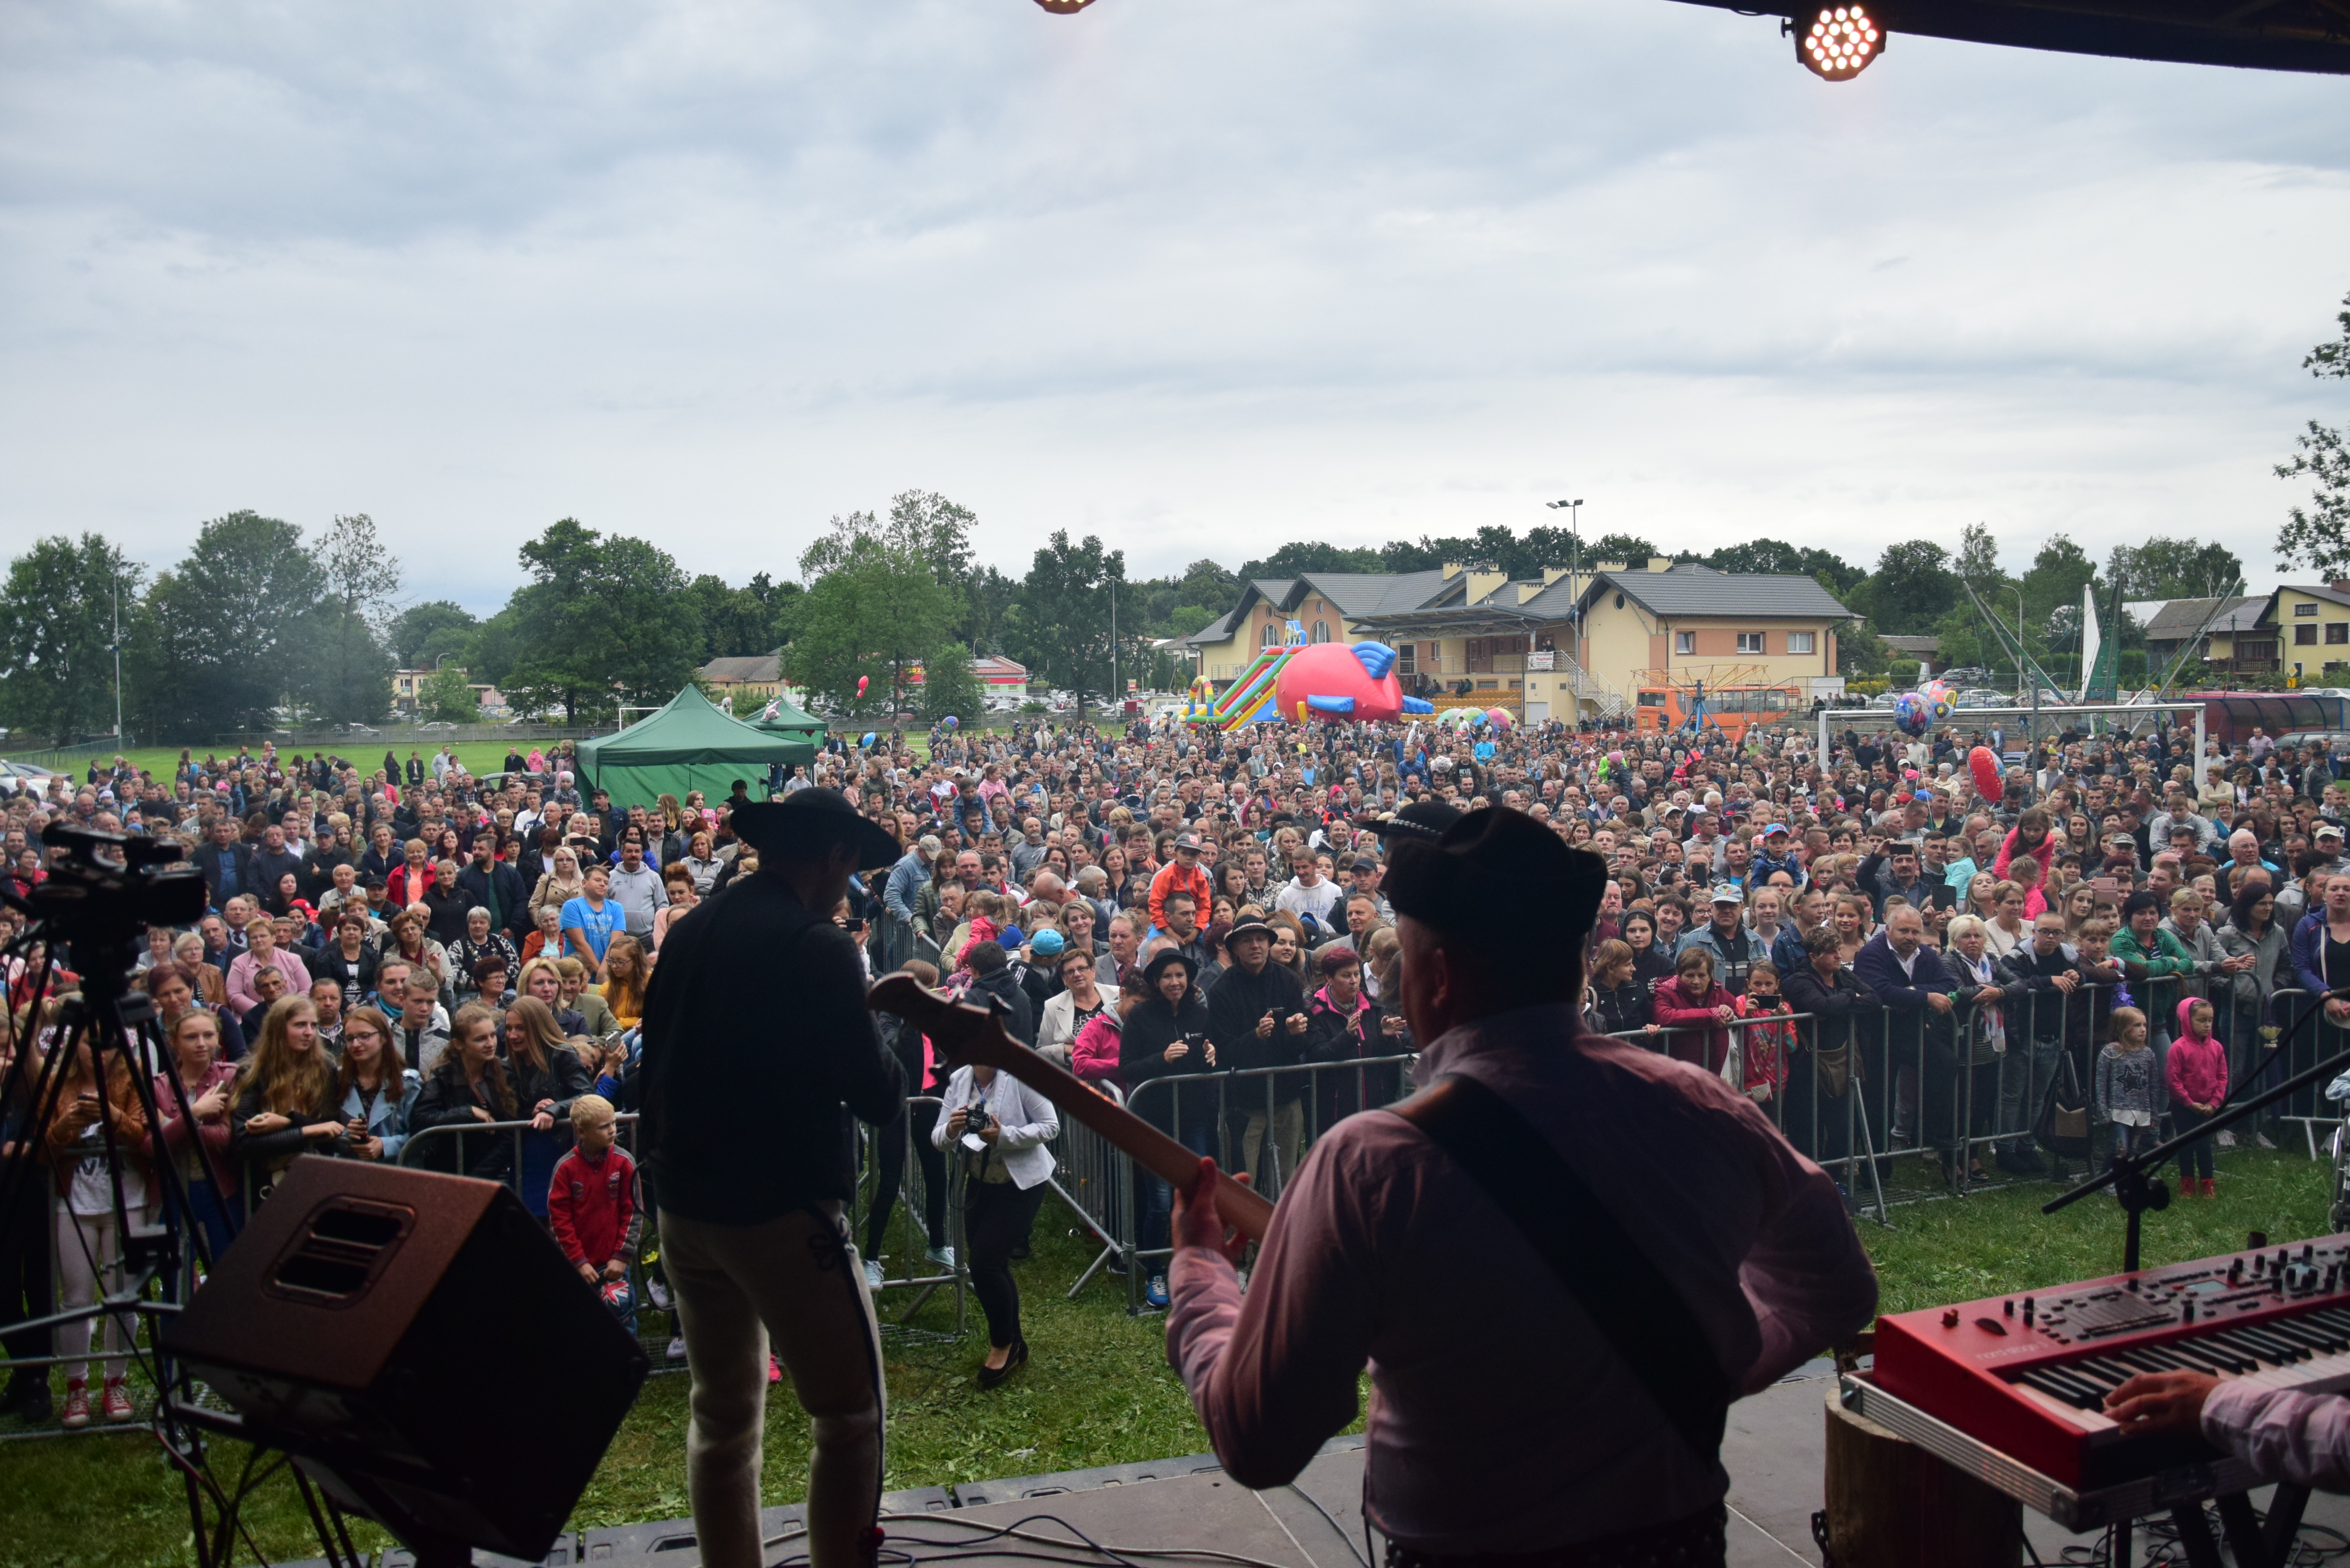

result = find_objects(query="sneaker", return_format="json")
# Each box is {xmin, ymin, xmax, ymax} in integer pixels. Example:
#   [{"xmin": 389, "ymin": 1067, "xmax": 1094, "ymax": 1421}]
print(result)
[
  {"xmin": 2256, "ymin": 1131, "xmax": 2279, "ymax": 1150},
  {"xmin": 101, "ymin": 1379, "xmax": 133, "ymax": 1423},
  {"xmin": 768, "ymin": 1356, "xmax": 783, "ymax": 1385},
  {"xmin": 863, "ymin": 1258, "xmax": 886, "ymax": 1290},
  {"xmin": 666, "ymin": 1335, "xmax": 687, "ymax": 1362},
  {"xmin": 644, "ymin": 1276, "xmax": 673, "ymax": 1311},
  {"xmin": 926, "ymin": 1244, "xmax": 957, "ymax": 1270},
  {"xmin": 2202, "ymin": 1177, "xmax": 2218, "ymax": 1198},
  {"xmin": 60, "ymin": 1380, "xmax": 89, "ymax": 1430},
  {"xmin": 2217, "ymin": 1130, "xmax": 2238, "ymax": 1149},
  {"xmin": 1144, "ymin": 1275, "xmax": 1170, "ymax": 1310}
]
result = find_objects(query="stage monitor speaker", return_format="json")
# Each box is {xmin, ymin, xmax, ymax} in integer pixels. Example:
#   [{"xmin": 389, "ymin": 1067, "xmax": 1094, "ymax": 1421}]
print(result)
[{"xmin": 164, "ymin": 1159, "xmax": 649, "ymax": 1564}]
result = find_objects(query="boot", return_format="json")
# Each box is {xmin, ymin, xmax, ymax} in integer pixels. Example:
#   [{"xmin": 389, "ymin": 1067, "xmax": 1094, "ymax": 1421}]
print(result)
[{"xmin": 2202, "ymin": 1177, "xmax": 2217, "ymax": 1198}]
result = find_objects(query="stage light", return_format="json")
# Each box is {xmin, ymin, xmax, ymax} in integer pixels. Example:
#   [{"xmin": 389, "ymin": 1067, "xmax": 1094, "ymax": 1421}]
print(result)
[
  {"xmin": 1032, "ymin": 0, "xmax": 1100, "ymax": 11},
  {"xmin": 1797, "ymin": 4, "xmax": 1884, "ymax": 78}
]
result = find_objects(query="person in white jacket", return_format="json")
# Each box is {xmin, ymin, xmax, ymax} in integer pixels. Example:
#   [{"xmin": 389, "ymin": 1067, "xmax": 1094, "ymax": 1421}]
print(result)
[
  {"xmin": 1034, "ymin": 949, "xmax": 1109, "ymax": 1067},
  {"xmin": 932, "ymin": 1062, "xmax": 1059, "ymax": 1386}
]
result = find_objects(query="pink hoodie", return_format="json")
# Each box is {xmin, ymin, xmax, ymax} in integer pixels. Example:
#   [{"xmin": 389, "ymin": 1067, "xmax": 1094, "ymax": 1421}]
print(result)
[{"xmin": 2167, "ymin": 997, "xmax": 2229, "ymax": 1111}]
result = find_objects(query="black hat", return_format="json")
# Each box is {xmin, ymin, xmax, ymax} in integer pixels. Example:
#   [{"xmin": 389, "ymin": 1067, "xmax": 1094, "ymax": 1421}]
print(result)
[
  {"xmin": 1142, "ymin": 947, "xmax": 1196, "ymax": 986},
  {"xmin": 1224, "ymin": 915, "xmax": 1276, "ymax": 946},
  {"xmin": 1383, "ymin": 805, "xmax": 1607, "ymax": 942},
  {"xmin": 730, "ymin": 790, "xmax": 901, "ymax": 870}
]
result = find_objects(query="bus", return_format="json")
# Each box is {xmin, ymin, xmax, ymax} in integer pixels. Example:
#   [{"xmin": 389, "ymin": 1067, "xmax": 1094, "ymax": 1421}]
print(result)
[{"xmin": 1632, "ymin": 682, "xmax": 1808, "ymax": 741}]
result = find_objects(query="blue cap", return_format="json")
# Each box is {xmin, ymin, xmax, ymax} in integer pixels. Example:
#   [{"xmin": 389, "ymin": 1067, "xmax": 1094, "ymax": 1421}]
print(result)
[{"xmin": 1029, "ymin": 928, "xmax": 1066, "ymax": 958}]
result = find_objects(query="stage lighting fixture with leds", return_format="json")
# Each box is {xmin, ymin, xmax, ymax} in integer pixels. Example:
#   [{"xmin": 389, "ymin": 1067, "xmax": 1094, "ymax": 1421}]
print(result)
[
  {"xmin": 1798, "ymin": 5, "xmax": 1884, "ymax": 77},
  {"xmin": 1033, "ymin": 0, "xmax": 1099, "ymax": 11}
]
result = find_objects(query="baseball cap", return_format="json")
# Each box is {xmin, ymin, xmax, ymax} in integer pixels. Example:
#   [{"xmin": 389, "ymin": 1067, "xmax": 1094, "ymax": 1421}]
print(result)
[
  {"xmin": 1762, "ymin": 823, "xmax": 1789, "ymax": 838},
  {"xmin": 2319, "ymin": 824, "xmax": 2345, "ymax": 842},
  {"xmin": 1709, "ymin": 883, "xmax": 1744, "ymax": 905},
  {"xmin": 1029, "ymin": 928, "xmax": 1066, "ymax": 958},
  {"xmin": 1174, "ymin": 832, "xmax": 1201, "ymax": 851}
]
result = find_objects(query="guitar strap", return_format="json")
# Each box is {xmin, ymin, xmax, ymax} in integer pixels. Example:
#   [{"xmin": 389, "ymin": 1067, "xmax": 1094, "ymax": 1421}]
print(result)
[{"xmin": 1385, "ymin": 1073, "xmax": 1733, "ymax": 1467}]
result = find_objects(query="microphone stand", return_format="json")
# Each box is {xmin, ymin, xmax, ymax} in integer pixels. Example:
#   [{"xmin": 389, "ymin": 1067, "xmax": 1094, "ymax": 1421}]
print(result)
[{"xmin": 2045, "ymin": 986, "xmax": 2350, "ymax": 1272}]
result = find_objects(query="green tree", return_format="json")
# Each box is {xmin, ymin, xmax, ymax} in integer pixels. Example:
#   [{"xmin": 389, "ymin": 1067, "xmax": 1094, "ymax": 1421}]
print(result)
[
  {"xmin": 2280, "ymin": 291, "xmax": 2350, "ymax": 576},
  {"xmin": 2105, "ymin": 537, "xmax": 2244, "ymax": 600},
  {"xmin": 387, "ymin": 600, "xmax": 479, "ymax": 669},
  {"xmin": 1585, "ymin": 533, "xmax": 1663, "ymax": 567},
  {"xmin": 420, "ymin": 665, "xmax": 480, "ymax": 722},
  {"xmin": 0, "ymin": 534, "xmax": 134, "ymax": 745},
  {"xmin": 920, "ymin": 642, "xmax": 986, "ymax": 723},
  {"xmin": 1013, "ymin": 532, "xmax": 1125, "ymax": 717},
  {"xmin": 1849, "ymin": 541, "xmax": 1957, "ymax": 636},
  {"xmin": 1702, "ymin": 540, "xmax": 1864, "ymax": 591},
  {"xmin": 1955, "ymin": 522, "xmax": 2007, "ymax": 599},
  {"xmin": 501, "ymin": 520, "xmax": 702, "ymax": 722},
  {"xmin": 297, "ymin": 513, "xmax": 400, "ymax": 724},
  {"xmin": 123, "ymin": 571, "xmax": 206, "ymax": 744},
  {"xmin": 784, "ymin": 544, "xmax": 954, "ymax": 715},
  {"xmin": 683, "ymin": 574, "xmax": 780, "ymax": 661},
  {"xmin": 960, "ymin": 564, "xmax": 1021, "ymax": 655},
  {"xmin": 171, "ymin": 510, "xmax": 328, "ymax": 733},
  {"xmin": 1239, "ymin": 541, "xmax": 1383, "ymax": 580}
]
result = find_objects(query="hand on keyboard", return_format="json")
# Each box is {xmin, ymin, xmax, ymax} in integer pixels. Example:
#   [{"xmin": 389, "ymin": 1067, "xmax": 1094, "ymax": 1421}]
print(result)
[{"xmin": 2105, "ymin": 1370, "xmax": 2220, "ymax": 1435}]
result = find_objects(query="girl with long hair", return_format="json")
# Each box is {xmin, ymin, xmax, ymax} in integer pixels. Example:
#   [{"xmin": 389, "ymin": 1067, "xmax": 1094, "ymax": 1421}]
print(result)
[
  {"xmin": 152, "ymin": 1007, "xmax": 241, "ymax": 1262},
  {"xmin": 42, "ymin": 1030, "xmax": 150, "ymax": 1427},
  {"xmin": 337, "ymin": 1007, "xmax": 420, "ymax": 1163},
  {"xmin": 596, "ymin": 935, "xmax": 650, "ymax": 1031},
  {"xmin": 229, "ymin": 995, "xmax": 344, "ymax": 1208},
  {"xmin": 504, "ymin": 996, "xmax": 595, "ymax": 1210},
  {"xmin": 410, "ymin": 1004, "xmax": 517, "ymax": 1177}
]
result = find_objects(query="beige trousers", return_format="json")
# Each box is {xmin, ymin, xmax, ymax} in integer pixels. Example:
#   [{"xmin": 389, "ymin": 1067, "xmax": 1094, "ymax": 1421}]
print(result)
[{"xmin": 660, "ymin": 1202, "xmax": 885, "ymax": 1568}]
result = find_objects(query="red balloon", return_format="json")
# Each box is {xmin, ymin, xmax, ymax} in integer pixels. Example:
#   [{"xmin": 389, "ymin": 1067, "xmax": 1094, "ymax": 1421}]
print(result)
[
  {"xmin": 856, "ymin": 676, "xmax": 870, "ymax": 697},
  {"xmin": 1968, "ymin": 745, "xmax": 2002, "ymax": 799}
]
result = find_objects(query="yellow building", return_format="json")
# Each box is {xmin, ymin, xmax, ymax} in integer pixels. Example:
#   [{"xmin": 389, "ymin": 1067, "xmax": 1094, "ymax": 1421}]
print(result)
[
  {"xmin": 2260, "ymin": 584, "xmax": 2350, "ymax": 680},
  {"xmin": 1352, "ymin": 559, "xmax": 1852, "ymax": 722},
  {"xmin": 695, "ymin": 653, "xmax": 787, "ymax": 702}
]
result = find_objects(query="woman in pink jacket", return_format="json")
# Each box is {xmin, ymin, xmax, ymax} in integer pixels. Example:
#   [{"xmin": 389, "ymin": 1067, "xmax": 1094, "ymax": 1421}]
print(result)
[
  {"xmin": 1650, "ymin": 947, "xmax": 1736, "ymax": 1074},
  {"xmin": 2168, "ymin": 997, "xmax": 2229, "ymax": 1198},
  {"xmin": 1072, "ymin": 975, "xmax": 1149, "ymax": 1087}
]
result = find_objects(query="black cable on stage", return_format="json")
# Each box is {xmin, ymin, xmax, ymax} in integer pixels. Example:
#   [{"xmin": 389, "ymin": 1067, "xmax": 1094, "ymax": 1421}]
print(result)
[{"xmin": 1284, "ymin": 1481, "xmax": 1369, "ymax": 1568}]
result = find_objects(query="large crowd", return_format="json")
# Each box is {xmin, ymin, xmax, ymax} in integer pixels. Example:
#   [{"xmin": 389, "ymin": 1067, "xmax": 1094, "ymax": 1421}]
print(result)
[{"xmin": 0, "ymin": 705, "xmax": 2344, "ymax": 1413}]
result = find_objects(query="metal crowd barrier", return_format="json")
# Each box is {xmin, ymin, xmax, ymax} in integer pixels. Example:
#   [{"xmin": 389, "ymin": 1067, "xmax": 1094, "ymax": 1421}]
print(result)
[
  {"xmin": 1115, "ymin": 1055, "xmax": 1419, "ymax": 1314},
  {"xmin": 848, "ymin": 1094, "xmax": 967, "ymax": 1338}
]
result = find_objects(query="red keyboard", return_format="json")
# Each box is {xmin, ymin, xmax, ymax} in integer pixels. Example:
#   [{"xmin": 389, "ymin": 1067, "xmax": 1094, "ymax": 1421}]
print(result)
[{"xmin": 1874, "ymin": 1235, "xmax": 2350, "ymax": 1489}]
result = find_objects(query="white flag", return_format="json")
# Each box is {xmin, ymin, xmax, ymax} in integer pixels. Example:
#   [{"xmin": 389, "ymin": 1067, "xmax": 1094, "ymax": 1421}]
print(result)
[{"xmin": 2077, "ymin": 585, "xmax": 2102, "ymax": 701}]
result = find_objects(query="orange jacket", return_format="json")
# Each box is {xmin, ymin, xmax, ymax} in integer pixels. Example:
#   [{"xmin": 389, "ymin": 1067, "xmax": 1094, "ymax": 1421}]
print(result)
[{"xmin": 1148, "ymin": 860, "xmax": 1214, "ymax": 935}]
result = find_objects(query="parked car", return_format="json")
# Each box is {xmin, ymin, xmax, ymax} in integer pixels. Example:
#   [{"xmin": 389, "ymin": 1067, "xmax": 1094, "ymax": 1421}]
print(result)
[
  {"xmin": 419, "ymin": 721, "xmax": 458, "ymax": 731},
  {"xmin": 334, "ymin": 722, "xmax": 379, "ymax": 735},
  {"xmin": 1937, "ymin": 666, "xmax": 1990, "ymax": 688}
]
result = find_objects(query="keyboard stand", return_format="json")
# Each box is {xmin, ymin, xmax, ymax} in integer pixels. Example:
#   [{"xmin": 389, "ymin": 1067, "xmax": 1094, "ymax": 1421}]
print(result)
[{"xmin": 1842, "ymin": 1374, "xmax": 2314, "ymax": 1567}]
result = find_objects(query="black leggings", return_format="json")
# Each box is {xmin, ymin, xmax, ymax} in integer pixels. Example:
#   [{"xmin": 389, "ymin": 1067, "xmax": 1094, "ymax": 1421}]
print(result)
[
  {"xmin": 0, "ymin": 1173, "xmax": 52, "ymax": 1373},
  {"xmin": 866, "ymin": 1100, "xmax": 946, "ymax": 1261},
  {"xmin": 964, "ymin": 1179, "xmax": 1047, "ymax": 1350}
]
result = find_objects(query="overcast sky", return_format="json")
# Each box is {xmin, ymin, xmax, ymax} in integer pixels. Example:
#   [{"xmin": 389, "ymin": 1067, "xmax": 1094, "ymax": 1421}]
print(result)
[{"xmin": 2, "ymin": 0, "xmax": 2345, "ymax": 616}]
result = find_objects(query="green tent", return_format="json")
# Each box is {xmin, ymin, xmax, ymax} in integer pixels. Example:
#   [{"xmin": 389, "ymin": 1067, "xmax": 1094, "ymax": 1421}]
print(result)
[
  {"xmin": 746, "ymin": 692, "xmax": 826, "ymax": 741},
  {"xmin": 575, "ymin": 686, "xmax": 816, "ymax": 808}
]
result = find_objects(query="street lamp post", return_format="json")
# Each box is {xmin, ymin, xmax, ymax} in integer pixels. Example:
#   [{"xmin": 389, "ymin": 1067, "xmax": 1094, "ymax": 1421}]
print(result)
[{"xmin": 1546, "ymin": 498, "xmax": 1584, "ymax": 694}]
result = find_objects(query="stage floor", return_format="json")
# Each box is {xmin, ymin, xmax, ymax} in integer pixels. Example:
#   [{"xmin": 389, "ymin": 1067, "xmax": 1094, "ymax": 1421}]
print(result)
[{"xmin": 365, "ymin": 1363, "xmax": 2350, "ymax": 1567}]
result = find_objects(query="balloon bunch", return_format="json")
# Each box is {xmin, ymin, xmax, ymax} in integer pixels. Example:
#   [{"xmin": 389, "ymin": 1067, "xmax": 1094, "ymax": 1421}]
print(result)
[
  {"xmin": 1891, "ymin": 693, "xmax": 1932, "ymax": 737},
  {"xmin": 1483, "ymin": 707, "xmax": 1513, "ymax": 732},
  {"xmin": 1917, "ymin": 678, "xmax": 1954, "ymax": 720}
]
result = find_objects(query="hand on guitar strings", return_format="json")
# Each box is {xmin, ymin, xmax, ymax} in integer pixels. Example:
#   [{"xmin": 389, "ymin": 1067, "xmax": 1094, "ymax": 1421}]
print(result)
[
  {"xmin": 1172, "ymin": 1156, "xmax": 1252, "ymax": 1268},
  {"xmin": 2104, "ymin": 1370, "xmax": 2219, "ymax": 1436}
]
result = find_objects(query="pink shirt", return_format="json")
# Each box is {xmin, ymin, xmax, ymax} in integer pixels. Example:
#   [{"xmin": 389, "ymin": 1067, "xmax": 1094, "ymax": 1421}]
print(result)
[
  {"xmin": 2206, "ymin": 1381, "xmax": 2350, "ymax": 1490},
  {"xmin": 1166, "ymin": 1005, "xmax": 1879, "ymax": 1553}
]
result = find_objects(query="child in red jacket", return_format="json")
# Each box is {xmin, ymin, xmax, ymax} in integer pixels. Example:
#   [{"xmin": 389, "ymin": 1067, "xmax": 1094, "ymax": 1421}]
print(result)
[
  {"xmin": 1733, "ymin": 962, "xmax": 1798, "ymax": 1103},
  {"xmin": 548, "ymin": 1093, "xmax": 641, "ymax": 1285},
  {"xmin": 2167, "ymin": 998, "xmax": 2229, "ymax": 1198}
]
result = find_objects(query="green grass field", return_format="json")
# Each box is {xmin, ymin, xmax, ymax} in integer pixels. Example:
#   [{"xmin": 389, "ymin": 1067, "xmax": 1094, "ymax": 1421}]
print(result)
[
  {"xmin": 20, "ymin": 742, "xmax": 567, "ymax": 793},
  {"xmin": 0, "ymin": 1149, "xmax": 2335, "ymax": 1567}
]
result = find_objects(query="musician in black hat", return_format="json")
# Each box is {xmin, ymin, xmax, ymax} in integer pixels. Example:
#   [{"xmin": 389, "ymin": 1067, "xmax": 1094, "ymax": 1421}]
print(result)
[
  {"xmin": 638, "ymin": 788, "xmax": 905, "ymax": 1568},
  {"xmin": 1166, "ymin": 804, "xmax": 1879, "ymax": 1567}
]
